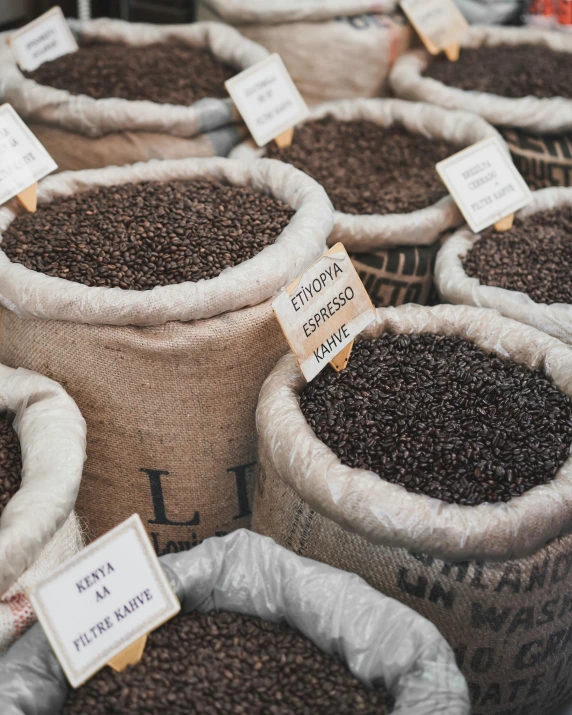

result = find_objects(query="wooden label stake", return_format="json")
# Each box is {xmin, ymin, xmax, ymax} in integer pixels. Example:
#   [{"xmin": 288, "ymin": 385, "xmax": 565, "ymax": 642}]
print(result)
[
  {"xmin": 275, "ymin": 127, "xmax": 294, "ymax": 148},
  {"xmin": 108, "ymin": 634, "xmax": 148, "ymax": 673},
  {"xmin": 494, "ymin": 213, "xmax": 515, "ymax": 231},
  {"xmin": 330, "ymin": 341, "xmax": 354, "ymax": 372},
  {"xmin": 444, "ymin": 43, "xmax": 460, "ymax": 62},
  {"xmin": 16, "ymin": 182, "xmax": 38, "ymax": 212}
]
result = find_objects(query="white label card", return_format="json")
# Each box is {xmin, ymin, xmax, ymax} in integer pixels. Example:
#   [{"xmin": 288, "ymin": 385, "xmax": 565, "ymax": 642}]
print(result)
[
  {"xmin": 225, "ymin": 54, "xmax": 309, "ymax": 147},
  {"xmin": 0, "ymin": 104, "xmax": 57, "ymax": 207},
  {"xmin": 29, "ymin": 514, "xmax": 181, "ymax": 688},
  {"xmin": 400, "ymin": 0, "xmax": 468, "ymax": 52},
  {"xmin": 436, "ymin": 137, "xmax": 532, "ymax": 233},
  {"xmin": 272, "ymin": 243, "xmax": 376, "ymax": 382},
  {"xmin": 9, "ymin": 6, "xmax": 78, "ymax": 72}
]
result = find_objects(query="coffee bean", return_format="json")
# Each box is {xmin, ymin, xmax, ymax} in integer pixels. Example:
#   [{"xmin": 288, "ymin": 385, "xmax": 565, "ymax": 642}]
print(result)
[
  {"xmin": 299, "ymin": 333, "xmax": 572, "ymax": 506},
  {"xmin": 25, "ymin": 41, "xmax": 236, "ymax": 105},
  {"xmin": 463, "ymin": 208, "xmax": 572, "ymax": 305},
  {"xmin": 1, "ymin": 180, "xmax": 295, "ymax": 290},
  {"xmin": 62, "ymin": 611, "xmax": 394, "ymax": 715},
  {"xmin": 424, "ymin": 45, "xmax": 572, "ymax": 100},
  {"xmin": 0, "ymin": 418, "xmax": 22, "ymax": 517},
  {"xmin": 264, "ymin": 117, "xmax": 460, "ymax": 215}
]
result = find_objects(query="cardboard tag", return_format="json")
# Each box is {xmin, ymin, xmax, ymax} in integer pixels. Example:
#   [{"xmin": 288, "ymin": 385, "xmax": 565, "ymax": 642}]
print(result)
[
  {"xmin": 436, "ymin": 137, "xmax": 532, "ymax": 234},
  {"xmin": 29, "ymin": 514, "xmax": 180, "ymax": 688},
  {"xmin": 225, "ymin": 54, "xmax": 309, "ymax": 148},
  {"xmin": 0, "ymin": 104, "xmax": 57, "ymax": 208},
  {"xmin": 9, "ymin": 6, "xmax": 78, "ymax": 72},
  {"xmin": 400, "ymin": 0, "xmax": 468, "ymax": 56},
  {"xmin": 272, "ymin": 243, "xmax": 376, "ymax": 382}
]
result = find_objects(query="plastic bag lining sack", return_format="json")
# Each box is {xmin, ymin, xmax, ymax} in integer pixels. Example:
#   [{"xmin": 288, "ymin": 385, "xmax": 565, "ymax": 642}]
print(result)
[
  {"xmin": 257, "ymin": 303, "xmax": 572, "ymax": 563},
  {"xmin": 0, "ymin": 18, "xmax": 268, "ymax": 138},
  {"xmin": 389, "ymin": 25, "xmax": 572, "ymax": 134},
  {"xmin": 199, "ymin": 0, "xmax": 397, "ymax": 25},
  {"xmin": 0, "ymin": 529, "xmax": 470, "ymax": 715},
  {"xmin": 435, "ymin": 186, "xmax": 572, "ymax": 345},
  {"xmin": 0, "ymin": 156, "xmax": 333, "ymax": 327},
  {"xmin": 230, "ymin": 98, "xmax": 502, "ymax": 251}
]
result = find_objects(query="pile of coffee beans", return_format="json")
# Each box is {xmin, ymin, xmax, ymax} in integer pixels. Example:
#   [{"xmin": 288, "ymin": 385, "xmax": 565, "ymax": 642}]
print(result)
[
  {"xmin": 1, "ymin": 180, "xmax": 294, "ymax": 290},
  {"xmin": 463, "ymin": 207, "xmax": 572, "ymax": 304},
  {"xmin": 264, "ymin": 117, "xmax": 460, "ymax": 215},
  {"xmin": 300, "ymin": 333, "xmax": 572, "ymax": 505},
  {"xmin": 62, "ymin": 611, "xmax": 394, "ymax": 715},
  {"xmin": 25, "ymin": 41, "xmax": 236, "ymax": 104},
  {"xmin": 424, "ymin": 45, "xmax": 572, "ymax": 99},
  {"xmin": 463, "ymin": 208, "xmax": 572, "ymax": 305},
  {"xmin": 0, "ymin": 418, "xmax": 22, "ymax": 517}
]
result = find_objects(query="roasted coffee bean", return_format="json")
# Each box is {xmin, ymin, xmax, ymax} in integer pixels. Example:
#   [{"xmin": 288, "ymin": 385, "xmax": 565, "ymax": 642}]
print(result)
[
  {"xmin": 25, "ymin": 42, "xmax": 236, "ymax": 105},
  {"xmin": 0, "ymin": 418, "xmax": 22, "ymax": 517},
  {"xmin": 1, "ymin": 180, "xmax": 294, "ymax": 290},
  {"xmin": 424, "ymin": 45, "xmax": 572, "ymax": 100},
  {"xmin": 463, "ymin": 208, "xmax": 572, "ymax": 305},
  {"xmin": 300, "ymin": 333, "xmax": 572, "ymax": 506},
  {"xmin": 264, "ymin": 117, "xmax": 460, "ymax": 215},
  {"xmin": 62, "ymin": 611, "xmax": 394, "ymax": 715}
]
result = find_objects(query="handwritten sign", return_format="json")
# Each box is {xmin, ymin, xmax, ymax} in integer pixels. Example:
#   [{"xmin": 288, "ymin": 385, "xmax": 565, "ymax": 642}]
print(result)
[
  {"xmin": 29, "ymin": 514, "xmax": 180, "ymax": 688},
  {"xmin": 9, "ymin": 6, "xmax": 78, "ymax": 73},
  {"xmin": 0, "ymin": 104, "xmax": 57, "ymax": 208},
  {"xmin": 436, "ymin": 137, "xmax": 532, "ymax": 233},
  {"xmin": 400, "ymin": 0, "xmax": 468, "ymax": 56},
  {"xmin": 225, "ymin": 54, "xmax": 309, "ymax": 147},
  {"xmin": 272, "ymin": 243, "xmax": 376, "ymax": 382}
]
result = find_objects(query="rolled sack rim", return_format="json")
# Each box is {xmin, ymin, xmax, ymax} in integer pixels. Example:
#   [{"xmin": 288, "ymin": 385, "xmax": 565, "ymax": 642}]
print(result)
[
  {"xmin": 0, "ymin": 156, "xmax": 334, "ymax": 326},
  {"xmin": 0, "ymin": 19, "xmax": 268, "ymax": 138},
  {"xmin": 389, "ymin": 26, "xmax": 572, "ymax": 134},
  {"xmin": 229, "ymin": 97, "xmax": 502, "ymax": 250},
  {"xmin": 0, "ymin": 365, "xmax": 86, "ymax": 597},
  {"xmin": 256, "ymin": 303, "xmax": 572, "ymax": 562},
  {"xmin": 435, "ymin": 186, "xmax": 572, "ymax": 345}
]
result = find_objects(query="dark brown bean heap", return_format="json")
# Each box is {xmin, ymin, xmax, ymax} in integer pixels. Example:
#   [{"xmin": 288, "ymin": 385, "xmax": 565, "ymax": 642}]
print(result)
[
  {"xmin": 463, "ymin": 208, "xmax": 572, "ymax": 305},
  {"xmin": 1, "ymin": 180, "xmax": 294, "ymax": 290},
  {"xmin": 424, "ymin": 45, "xmax": 572, "ymax": 100},
  {"xmin": 0, "ymin": 418, "xmax": 22, "ymax": 517},
  {"xmin": 300, "ymin": 333, "xmax": 572, "ymax": 506},
  {"xmin": 25, "ymin": 41, "xmax": 236, "ymax": 105},
  {"xmin": 264, "ymin": 117, "xmax": 459, "ymax": 215},
  {"xmin": 62, "ymin": 611, "xmax": 394, "ymax": 715}
]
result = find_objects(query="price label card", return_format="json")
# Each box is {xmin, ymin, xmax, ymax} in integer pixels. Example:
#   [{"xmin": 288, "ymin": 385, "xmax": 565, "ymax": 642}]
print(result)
[
  {"xmin": 29, "ymin": 514, "xmax": 180, "ymax": 688},
  {"xmin": 400, "ymin": 0, "xmax": 468, "ymax": 53},
  {"xmin": 273, "ymin": 243, "xmax": 376, "ymax": 382},
  {"xmin": 0, "ymin": 104, "xmax": 57, "ymax": 207},
  {"xmin": 9, "ymin": 6, "xmax": 78, "ymax": 72},
  {"xmin": 225, "ymin": 54, "xmax": 309, "ymax": 147},
  {"xmin": 436, "ymin": 137, "xmax": 532, "ymax": 233}
]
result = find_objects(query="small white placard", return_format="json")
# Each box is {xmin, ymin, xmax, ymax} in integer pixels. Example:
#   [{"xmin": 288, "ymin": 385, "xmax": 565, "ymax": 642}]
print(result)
[
  {"xmin": 0, "ymin": 104, "xmax": 57, "ymax": 207},
  {"xmin": 29, "ymin": 514, "xmax": 181, "ymax": 688},
  {"xmin": 400, "ymin": 0, "xmax": 468, "ymax": 52},
  {"xmin": 225, "ymin": 54, "xmax": 309, "ymax": 147},
  {"xmin": 436, "ymin": 137, "xmax": 532, "ymax": 233},
  {"xmin": 272, "ymin": 243, "xmax": 376, "ymax": 382},
  {"xmin": 9, "ymin": 6, "xmax": 78, "ymax": 73}
]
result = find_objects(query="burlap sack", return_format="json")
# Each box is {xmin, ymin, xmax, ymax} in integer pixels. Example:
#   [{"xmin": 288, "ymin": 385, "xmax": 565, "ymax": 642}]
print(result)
[
  {"xmin": 230, "ymin": 98, "xmax": 502, "ymax": 250},
  {"xmin": 0, "ymin": 364, "xmax": 86, "ymax": 651},
  {"xmin": 0, "ymin": 18, "xmax": 267, "ymax": 169},
  {"xmin": 198, "ymin": 0, "xmax": 409, "ymax": 105},
  {"xmin": 390, "ymin": 25, "xmax": 572, "ymax": 133},
  {"xmin": 435, "ymin": 187, "xmax": 572, "ymax": 345},
  {"xmin": 0, "ymin": 529, "xmax": 471, "ymax": 715},
  {"xmin": 500, "ymin": 127, "xmax": 572, "ymax": 189},
  {"xmin": 0, "ymin": 156, "xmax": 332, "ymax": 553},
  {"xmin": 253, "ymin": 303, "xmax": 572, "ymax": 715},
  {"xmin": 352, "ymin": 242, "xmax": 440, "ymax": 307}
]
